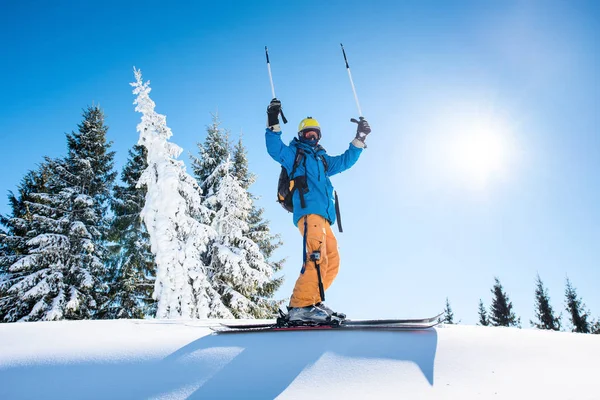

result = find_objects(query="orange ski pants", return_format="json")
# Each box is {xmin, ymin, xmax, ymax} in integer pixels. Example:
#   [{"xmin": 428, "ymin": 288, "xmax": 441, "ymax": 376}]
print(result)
[{"xmin": 290, "ymin": 214, "xmax": 340, "ymax": 308}]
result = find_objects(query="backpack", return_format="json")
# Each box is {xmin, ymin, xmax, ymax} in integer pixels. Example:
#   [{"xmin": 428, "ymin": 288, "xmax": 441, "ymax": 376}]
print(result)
[
  {"xmin": 277, "ymin": 147, "xmax": 310, "ymax": 212},
  {"xmin": 276, "ymin": 146, "xmax": 343, "ymax": 232}
]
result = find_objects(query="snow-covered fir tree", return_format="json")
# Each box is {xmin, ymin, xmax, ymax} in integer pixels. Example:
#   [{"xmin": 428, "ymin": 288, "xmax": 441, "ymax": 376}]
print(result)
[
  {"xmin": 0, "ymin": 106, "xmax": 116, "ymax": 321},
  {"xmin": 477, "ymin": 299, "xmax": 489, "ymax": 326},
  {"xmin": 131, "ymin": 68, "xmax": 220, "ymax": 319},
  {"xmin": 232, "ymin": 138, "xmax": 284, "ymax": 311},
  {"xmin": 193, "ymin": 122, "xmax": 284, "ymax": 318},
  {"xmin": 591, "ymin": 320, "xmax": 600, "ymax": 334},
  {"xmin": 206, "ymin": 157, "xmax": 283, "ymax": 318},
  {"xmin": 531, "ymin": 274, "xmax": 561, "ymax": 331},
  {"xmin": 564, "ymin": 278, "xmax": 590, "ymax": 333},
  {"xmin": 231, "ymin": 136, "xmax": 253, "ymax": 190},
  {"xmin": 443, "ymin": 297, "xmax": 455, "ymax": 324},
  {"xmin": 104, "ymin": 145, "xmax": 156, "ymax": 319},
  {"xmin": 191, "ymin": 114, "xmax": 230, "ymax": 197},
  {"xmin": 0, "ymin": 164, "xmax": 52, "ymax": 321},
  {"xmin": 489, "ymin": 277, "xmax": 520, "ymax": 327}
]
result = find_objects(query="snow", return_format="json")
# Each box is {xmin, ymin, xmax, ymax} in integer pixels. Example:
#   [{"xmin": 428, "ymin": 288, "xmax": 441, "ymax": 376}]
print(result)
[{"xmin": 0, "ymin": 320, "xmax": 598, "ymax": 399}]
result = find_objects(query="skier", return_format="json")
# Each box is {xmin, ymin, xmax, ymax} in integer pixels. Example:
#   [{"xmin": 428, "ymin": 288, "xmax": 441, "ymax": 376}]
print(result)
[{"xmin": 265, "ymin": 98, "xmax": 371, "ymax": 323}]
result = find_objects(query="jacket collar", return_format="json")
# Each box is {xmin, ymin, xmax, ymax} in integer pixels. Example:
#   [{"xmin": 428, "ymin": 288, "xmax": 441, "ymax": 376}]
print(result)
[{"xmin": 290, "ymin": 137, "xmax": 326, "ymax": 155}]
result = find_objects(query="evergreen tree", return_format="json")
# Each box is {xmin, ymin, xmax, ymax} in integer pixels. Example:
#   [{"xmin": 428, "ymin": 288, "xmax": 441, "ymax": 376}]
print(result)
[
  {"xmin": 0, "ymin": 106, "xmax": 116, "ymax": 321},
  {"xmin": 531, "ymin": 274, "xmax": 561, "ymax": 331},
  {"xmin": 443, "ymin": 297, "xmax": 455, "ymax": 324},
  {"xmin": 231, "ymin": 137, "xmax": 284, "ymax": 311},
  {"xmin": 489, "ymin": 277, "xmax": 520, "ymax": 327},
  {"xmin": 0, "ymin": 164, "xmax": 52, "ymax": 321},
  {"xmin": 191, "ymin": 114, "xmax": 230, "ymax": 197},
  {"xmin": 132, "ymin": 68, "xmax": 220, "ymax": 319},
  {"xmin": 477, "ymin": 299, "xmax": 489, "ymax": 326},
  {"xmin": 591, "ymin": 320, "xmax": 600, "ymax": 335},
  {"xmin": 231, "ymin": 136, "xmax": 253, "ymax": 190},
  {"xmin": 192, "ymin": 121, "xmax": 284, "ymax": 318},
  {"xmin": 207, "ymin": 161, "xmax": 266, "ymax": 317},
  {"xmin": 104, "ymin": 145, "xmax": 156, "ymax": 319},
  {"xmin": 564, "ymin": 278, "xmax": 590, "ymax": 333},
  {"xmin": 206, "ymin": 155, "xmax": 284, "ymax": 318}
]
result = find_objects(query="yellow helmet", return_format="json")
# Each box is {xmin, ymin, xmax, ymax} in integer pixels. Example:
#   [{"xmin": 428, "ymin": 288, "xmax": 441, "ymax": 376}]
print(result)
[
  {"xmin": 298, "ymin": 117, "xmax": 322, "ymax": 141},
  {"xmin": 298, "ymin": 117, "xmax": 320, "ymax": 132}
]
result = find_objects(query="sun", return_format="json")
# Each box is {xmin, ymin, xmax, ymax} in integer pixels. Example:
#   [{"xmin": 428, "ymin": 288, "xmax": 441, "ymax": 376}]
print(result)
[
  {"xmin": 422, "ymin": 103, "xmax": 517, "ymax": 192},
  {"xmin": 447, "ymin": 118, "xmax": 511, "ymax": 188}
]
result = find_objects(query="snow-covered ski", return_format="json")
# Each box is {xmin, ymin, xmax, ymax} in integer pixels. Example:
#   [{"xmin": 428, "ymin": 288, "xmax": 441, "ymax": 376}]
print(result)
[{"xmin": 211, "ymin": 312, "xmax": 444, "ymax": 334}]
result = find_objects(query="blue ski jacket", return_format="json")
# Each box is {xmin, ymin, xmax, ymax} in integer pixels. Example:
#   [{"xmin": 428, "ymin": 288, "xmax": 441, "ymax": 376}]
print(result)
[{"xmin": 265, "ymin": 128, "xmax": 363, "ymax": 226}]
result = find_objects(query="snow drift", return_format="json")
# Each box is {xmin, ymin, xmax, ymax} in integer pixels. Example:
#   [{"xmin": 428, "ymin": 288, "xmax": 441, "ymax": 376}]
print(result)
[{"xmin": 0, "ymin": 319, "xmax": 598, "ymax": 399}]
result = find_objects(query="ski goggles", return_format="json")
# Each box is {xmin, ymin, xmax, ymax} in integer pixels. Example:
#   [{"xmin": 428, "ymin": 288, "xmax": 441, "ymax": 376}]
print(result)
[{"xmin": 300, "ymin": 128, "xmax": 321, "ymax": 140}]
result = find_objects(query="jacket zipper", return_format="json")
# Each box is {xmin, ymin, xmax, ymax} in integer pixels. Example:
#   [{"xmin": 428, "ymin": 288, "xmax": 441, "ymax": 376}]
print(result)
[{"xmin": 316, "ymin": 153, "xmax": 321, "ymax": 181}]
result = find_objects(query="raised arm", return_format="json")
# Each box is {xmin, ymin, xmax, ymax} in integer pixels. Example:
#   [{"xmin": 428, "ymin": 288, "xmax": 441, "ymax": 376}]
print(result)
[
  {"xmin": 265, "ymin": 128, "xmax": 295, "ymax": 170},
  {"xmin": 324, "ymin": 117, "xmax": 371, "ymax": 176},
  {"xmin": 323, "ymin": 142, "xmax": 362, "ymax": 176},
  {"xmin": 265, "ymin": 98, "xmax": 295, "ymax": 170}
]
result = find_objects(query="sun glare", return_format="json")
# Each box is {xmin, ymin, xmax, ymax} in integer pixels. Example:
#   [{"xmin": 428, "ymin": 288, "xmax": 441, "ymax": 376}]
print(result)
[{"xmin": 422, "ymin": 104, "xmax": 517, "ymax": 192}]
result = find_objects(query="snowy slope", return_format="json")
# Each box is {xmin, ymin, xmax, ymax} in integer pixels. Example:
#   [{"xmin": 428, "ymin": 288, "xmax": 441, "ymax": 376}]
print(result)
[{"xmin": 0, "ymin": 319, "xmax": 598, "ymax": 400}]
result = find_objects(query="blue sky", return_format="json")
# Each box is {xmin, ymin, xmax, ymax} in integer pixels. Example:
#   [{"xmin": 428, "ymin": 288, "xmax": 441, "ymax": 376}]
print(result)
[{"xmin": 1, "ymin": 1, "xmax": 598, "ymax": 325}]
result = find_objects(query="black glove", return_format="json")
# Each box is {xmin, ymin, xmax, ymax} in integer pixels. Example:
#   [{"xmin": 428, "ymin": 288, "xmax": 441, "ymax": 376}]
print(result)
[
  {"xmin": 351, "ymin": 117, "xmax": 371, "ymax": 144},
  {"xmin": 267, "ymin": 98, "xmax": 281, "ymax": 128}
]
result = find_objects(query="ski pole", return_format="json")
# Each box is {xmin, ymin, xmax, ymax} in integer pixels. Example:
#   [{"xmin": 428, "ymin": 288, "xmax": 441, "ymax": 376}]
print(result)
[
  {"xmin": 265, "ymin": 46, "xmax": 276, "ymax": 99},
  {"xmin": 265, "ymin": 46, "xmax": 287, "ymax": 124},
  {"xmin": 340, "ymin": 43, "xmax": 363, "ymax": 118}
]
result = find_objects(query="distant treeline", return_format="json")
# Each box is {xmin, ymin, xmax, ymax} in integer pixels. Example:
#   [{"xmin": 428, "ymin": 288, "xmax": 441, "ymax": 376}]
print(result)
[{"xmin": 443, "ymin": 276, "xmax": 599, "ymax": 334}]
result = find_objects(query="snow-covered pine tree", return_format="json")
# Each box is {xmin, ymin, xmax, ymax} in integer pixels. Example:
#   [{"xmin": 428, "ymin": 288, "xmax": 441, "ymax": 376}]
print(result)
[
  {"xmin": 205, "ymin": 160, "xmax": 280, "ymax": 318},
  {"xmin": 443, "ymin": 297, "xmax": 455, "ymax": 324},
  {"xmin": 191, "ymin": 113, "xmax": 230, "ymax": 197},
  {"xmin": 231, "ymin": 136, "xmax": 253, "ymax": 191},
  {"xmin": 132, "ymin": 68, "xmax": 220, "ymax": 319},
  {"xmin": 489, "ymin": 277, "xmax": 520, "ymax": 327},
  {"xmin": 104, "ymin": 145, "xmax": 156, "ymax": 319},
  {"xmin": 0, "ymin": 106, "xmax": 116, "ymax": 321},
  {"xmin": 0, "ymin": 164, "xmax": 51, "ymax": 321},
  {"xmin": 203, "ymin": 135, "xmax": 284, "ymax": 318},
  {"xmin": 232, "ymin": 137, "xmax": 284, "ymax": 311},
  {"xmin": 191, "ymin": 120, "xmax": 284, "ymax": 318},
  {"xmin": 531, "ymin": 274, "xmax": 561, "ymax": 331},
  {"xmin": 477, "ymin": 299, "xmax": 489, "ymax": 326},
  {"xmin": 564, "ymin": 278, "xmax": 590, "ymax": 333}
]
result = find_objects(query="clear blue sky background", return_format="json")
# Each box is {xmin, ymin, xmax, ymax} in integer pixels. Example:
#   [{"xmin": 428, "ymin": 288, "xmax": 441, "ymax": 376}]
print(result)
[{"xmin": 1, "ymin": 1, "xmax": 598, "ymax": 325}]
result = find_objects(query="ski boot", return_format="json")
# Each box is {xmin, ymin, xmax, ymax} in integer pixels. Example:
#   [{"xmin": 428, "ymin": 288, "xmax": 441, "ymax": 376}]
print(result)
[
  {"xmin": 315, "ymin": 302, "xmax": 346, "ymax": 321},
  {"xmin": 286, "ymin": 305, "xmax": 331, "ymax": 325}
]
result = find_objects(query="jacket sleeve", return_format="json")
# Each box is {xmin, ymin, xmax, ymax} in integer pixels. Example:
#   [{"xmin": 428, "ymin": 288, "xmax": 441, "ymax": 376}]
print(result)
[
  {"xmin": 323, "ymin": 142, "xmax": 363, "ymax": 176},
  {"xmin": 265, "ymin": 128, "xmax": 296, "ymax": 171}
]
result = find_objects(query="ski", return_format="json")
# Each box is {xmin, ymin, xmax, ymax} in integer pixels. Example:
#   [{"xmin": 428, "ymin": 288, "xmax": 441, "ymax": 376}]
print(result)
[
  {"xmin": 212, "ymin": 312, "xmax": 444, "ymax": 334},
  {"xmin": 211, "ymin": 320, "xmax": 441, "ymax": 334},
  {"xmin": 343, "ymin": 311, "xmax": 444, "ymax": 326}
]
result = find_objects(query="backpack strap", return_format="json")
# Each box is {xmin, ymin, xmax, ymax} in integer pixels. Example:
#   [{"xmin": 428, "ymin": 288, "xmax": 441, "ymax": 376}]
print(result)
[
  {"xmin": 290, "ymin": 147, "xmax": 308, "ymax": 209},
  {"xmin": 290, "ymin": 147, "xmax": 304, "ymax": 178}
]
